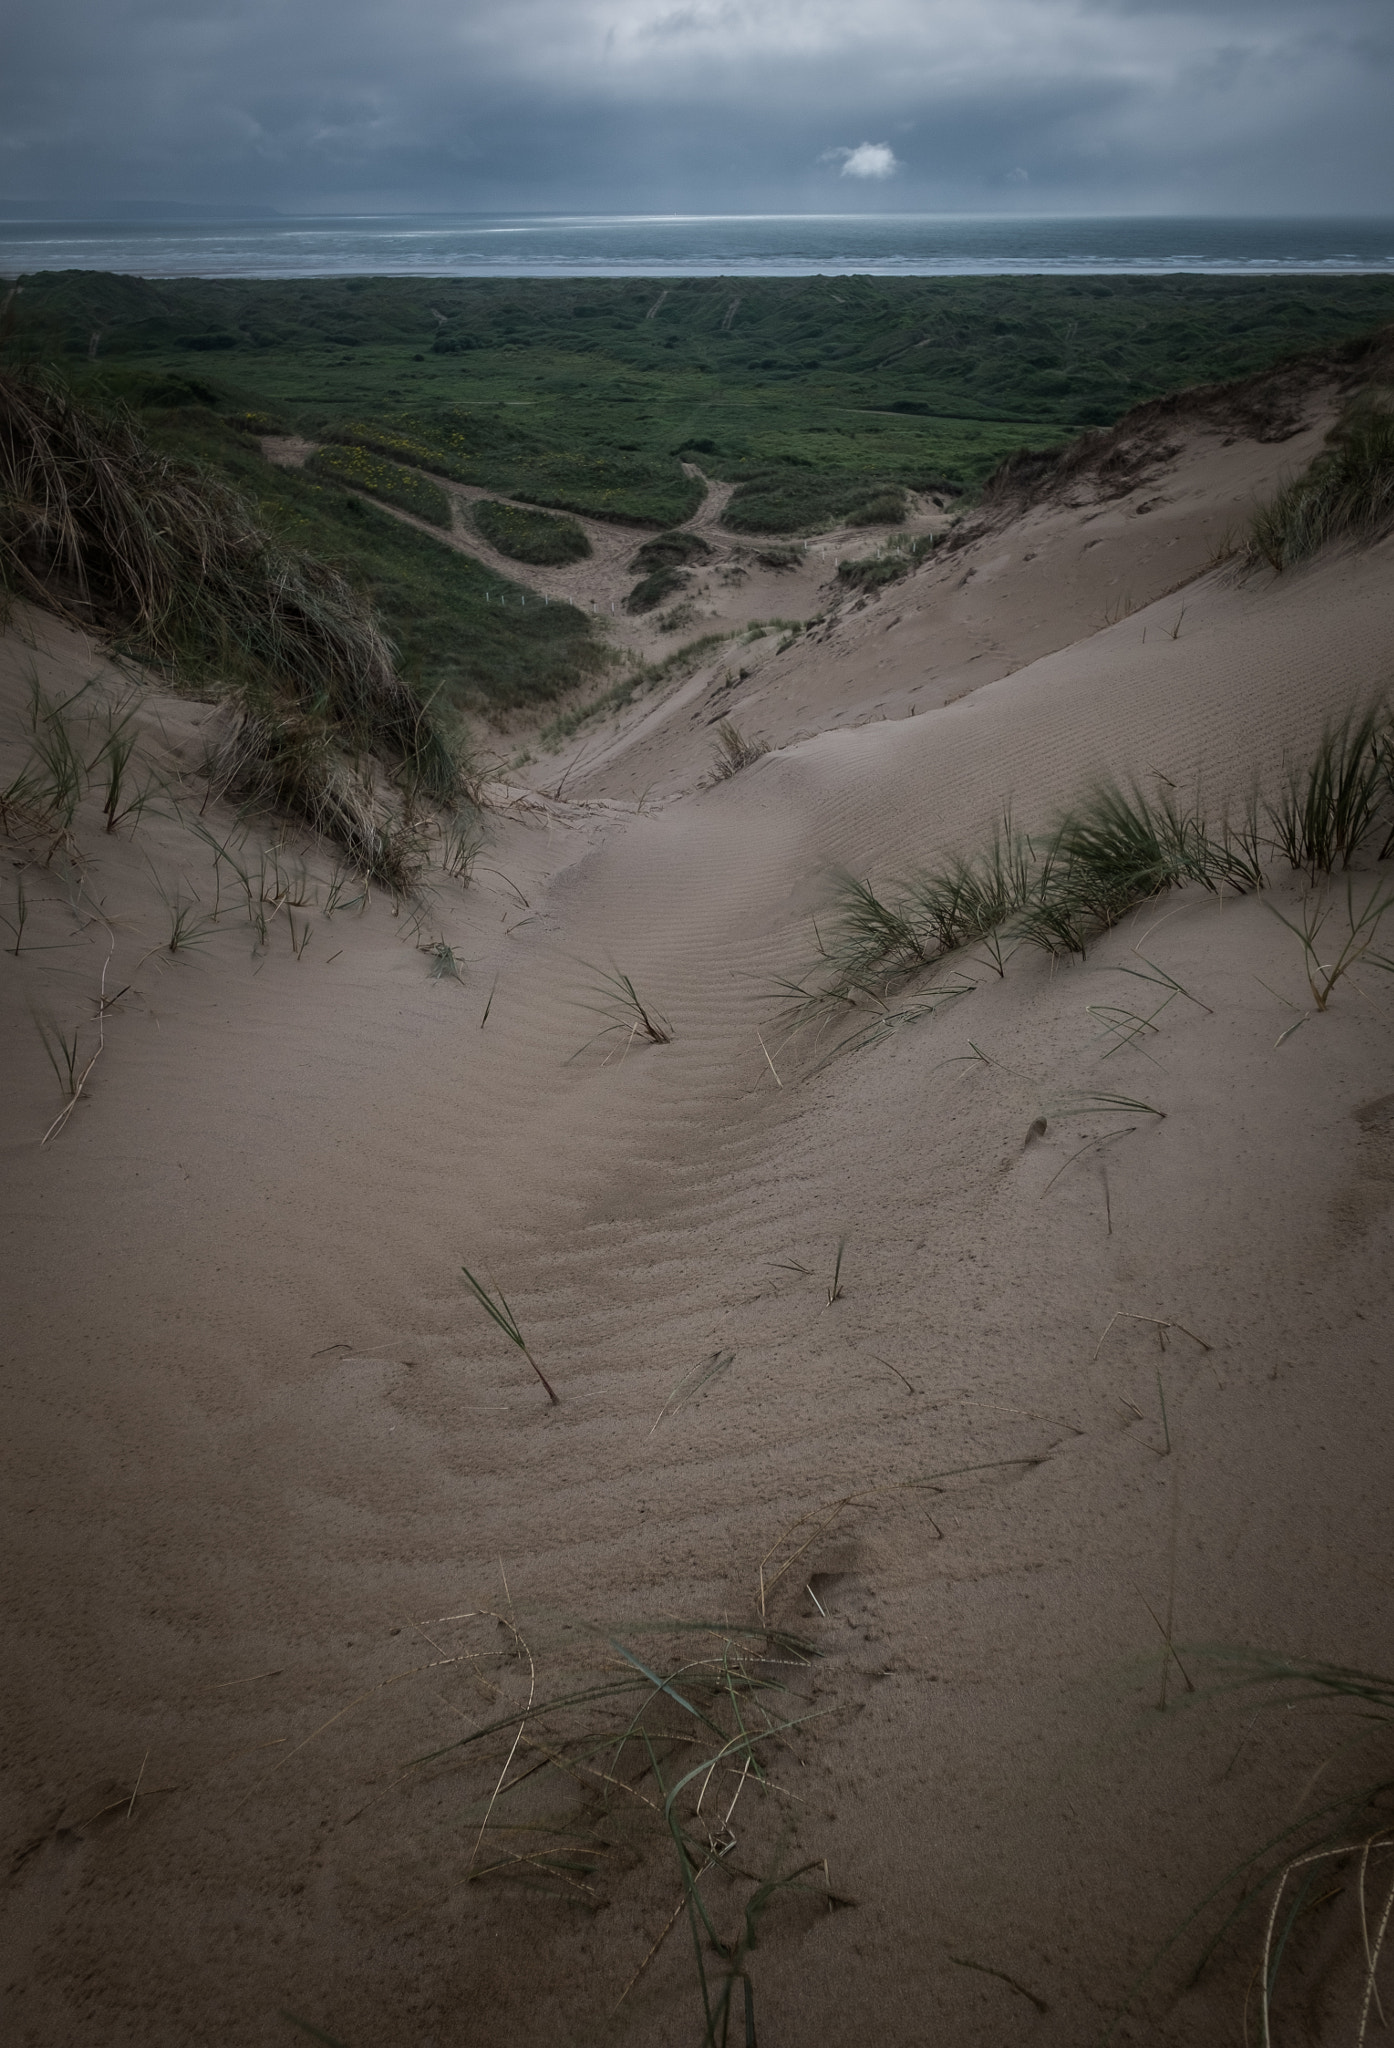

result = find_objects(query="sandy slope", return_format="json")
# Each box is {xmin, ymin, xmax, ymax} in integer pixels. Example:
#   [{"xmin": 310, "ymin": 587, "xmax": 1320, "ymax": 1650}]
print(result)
[{"xmin": 3, "ymin": 397, "xmax": 1394, "ymax": 2048}]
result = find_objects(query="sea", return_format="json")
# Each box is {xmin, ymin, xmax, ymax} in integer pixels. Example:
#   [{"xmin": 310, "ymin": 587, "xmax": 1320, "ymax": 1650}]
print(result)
[{"xmin": 2, "ymin": 213, "xmax": 1393, "ymax": 280}]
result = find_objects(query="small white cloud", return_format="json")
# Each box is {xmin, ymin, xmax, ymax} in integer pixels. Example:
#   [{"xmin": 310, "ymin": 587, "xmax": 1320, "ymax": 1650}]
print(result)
[
  {"xmin": 1006, "ymin": 166, "xmax": 1030, "ymax": 184},
  {"xmin": 823, "ymin": 141, "xmax": 900, "ymax": 180}
]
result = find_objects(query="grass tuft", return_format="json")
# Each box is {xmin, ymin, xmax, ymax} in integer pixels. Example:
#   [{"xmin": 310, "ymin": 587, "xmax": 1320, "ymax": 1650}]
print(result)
[
  {"xmin": 781, "ymin": 714, "xmax": 1394, "ymax": 1068},
  {"xmin": 1267, "ymin": 875, "xmax": 1394, "ymax": 1010},
  {"xmin": 405, "ymin": 1610, "xmax": 836, "ymax": 2046},
  {"xmin": 1266, "ymin": 706, "xmax": 1389, "ymax": 876},
  {"xmin": 1117, "ymin": 1651, "xmax": 1394, "ymax": 2046},
  {"xmin": 836, "ymin": 530, "xmax": 936, "ymax": 592},
  {"xmin": 710, "ymin": 720, "xmax": 769, "ymax": 781},
  {"xmin": 1250, "ymin": 394, "xmax": 1394, "ymax": 570},
  {"xmin": 571, "ymin": 965, "xmax": 674, "ymax": 1059},
  {"xmin": 0, "ymin": 366, "xmax": 469, "ymax": 881}
]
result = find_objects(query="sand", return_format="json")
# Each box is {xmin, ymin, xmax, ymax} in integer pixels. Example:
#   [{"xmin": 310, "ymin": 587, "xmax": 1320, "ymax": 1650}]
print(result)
[{"xmin": 3, "ymin": 376, "xmax": 1394, "ymax": 2047}]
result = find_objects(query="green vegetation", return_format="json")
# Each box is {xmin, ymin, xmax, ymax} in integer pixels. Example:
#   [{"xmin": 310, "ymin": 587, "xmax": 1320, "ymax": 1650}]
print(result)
[
  {"xmin": 572, "ymin": 963, "xmax": 674, "ymax": 1056},
  {"xmin": 308, "ymin": 441, "xmax": 452, "ymax": 526},
  {"xmin": 629, "ymin": 529, "xmax": 711, "ymax": 572},
  {"xmin": 1251, "ymin": 394, "xmax": 1394, "ymax": 569},
  {"xmin": 459, "ymin": 1264, "xmax": 558, "ymax": 1403},
  {"xmin": 781, "ymin": 710, "xmax": 1394, "ymax": 1056},
  {"xmin": 14, "ymin": 270, "xmax": 1394, "ymax": 535},
  {"xmin": 471, "ymin": 496, "xmax": 590, "ymax": 564},
  {"xmin": 723, "ymin": 469, "xmax": 907, "ymax": 535},
  {"xmin": 0, "ymin": 367, "xmax": 469, "ymax": 880},
  {"xmin": 837, "ymin": 532, "xmax": 938, "ymax": 593},
  {"xmin": 626, "ymin": 563, "xmax": 690, "ymax": 613},
  {"xmin": 319, "ymin": 405, "xmax": 701, "ymax": 527},
  {"xmin": 119, "ymin": 403, "xmax": 604, "ymax": 722},
  {"xmin": 408, "ymin": 1609, "xmax": 833, "ymax": 2047},
  {"xmin": 622, "ymin": 530, "xmax": 715, "ymax": 610}
]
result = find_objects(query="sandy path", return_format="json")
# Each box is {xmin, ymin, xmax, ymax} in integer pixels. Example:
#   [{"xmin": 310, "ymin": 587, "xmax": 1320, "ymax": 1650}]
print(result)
[
  {"xmin": 261, "ymin": 434, "xmax": 918, "ymax": 684},
  {"xmin": 3, "ymin": 419, "xmax": 1394, "ymax": 2046}
]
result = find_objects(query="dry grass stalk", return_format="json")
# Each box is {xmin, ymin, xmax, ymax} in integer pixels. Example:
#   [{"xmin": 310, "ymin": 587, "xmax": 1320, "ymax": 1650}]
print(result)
[
  {"xmin": 1091, "ymin": 1310, "xmax": 1211, "ymax": 1364},
  {"xmin": 40, "ymin": 940, "xmax": 120, "ymax": 1145},
  {"xmin": 460, "ymin": 1264, "xmax": 559, "ymax": 1403}
]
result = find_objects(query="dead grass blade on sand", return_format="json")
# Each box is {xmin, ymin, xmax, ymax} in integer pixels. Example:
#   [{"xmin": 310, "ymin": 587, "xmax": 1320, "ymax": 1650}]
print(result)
[{"xmin": 459, "ymin": 1264, "xmax": 559, "ymax": 1404}]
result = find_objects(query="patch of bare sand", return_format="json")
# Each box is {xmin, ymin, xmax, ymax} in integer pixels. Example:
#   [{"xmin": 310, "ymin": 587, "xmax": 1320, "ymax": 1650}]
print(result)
[
  {"xmin": 554, "ymin": 392, "xmax": 1345, "ymax": 803},
  {"xmin": 3, "ymin": 495, "xmax": 1394, "ymax": 2044}
]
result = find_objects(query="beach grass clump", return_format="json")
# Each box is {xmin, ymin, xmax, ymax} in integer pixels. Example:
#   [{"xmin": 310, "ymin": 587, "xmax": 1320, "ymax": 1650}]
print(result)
[
  {"xmin": 1, "ymin": 676, "xmax": 92, "ymax": 840},
  {"xmin": 709, "ymin": 719, "xmax": 768, "ymax": 780},
  {"xmin": 0, "ymin": 367, "xmax": 470, "ymax": 883},
  {"xmin": 308, "ymin": 442, "xmax": 452, "ymax": 527},
  {"xmin": 1265, "ymin": 704, "xmax": 1391, "ymax": 875},
  {"xmin": 1250, "ymin": 393, "xmax": 1394, "ymax": 569},
  {"xmin": 836, "ymin": 532, "xmax": 936, "ymax": 593},
  {"xmin": 408, "ymin": 1611, "xmax": 835, "ymax": 2044},
  {"xmin": 722, "ymin": 467, "xmax": 908, "ymax": 536},
  {"xmin": 571, "ymin": 965, "xmax": 673, "ymax": 1060},
  {"xmin": 472, "ymin": 497, "xmax": 590, "ymax": 564},
  {"xmin": 788, "ymin": 713, "xmax": 1394, "ymax": 1050},
  {"xmin": 1122, "ymin": 1651, "xmax": 1394, "ymax": 2046}
]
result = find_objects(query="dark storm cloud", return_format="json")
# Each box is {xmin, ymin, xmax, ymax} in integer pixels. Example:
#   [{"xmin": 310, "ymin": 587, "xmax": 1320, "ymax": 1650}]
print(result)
[{"xmin": 1, "ymin": 0, "xmax": 1390, "ymax": 213}]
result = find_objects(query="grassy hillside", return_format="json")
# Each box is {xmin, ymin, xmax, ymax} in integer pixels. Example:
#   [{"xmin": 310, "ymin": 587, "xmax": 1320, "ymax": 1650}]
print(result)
[
  {"xmin": 131, "ymin": 400, "xmax": 605, "ymax": 721},
  {"xmin": 13, "ymin": 272, "xmax": 1394, "ymax": 529}
]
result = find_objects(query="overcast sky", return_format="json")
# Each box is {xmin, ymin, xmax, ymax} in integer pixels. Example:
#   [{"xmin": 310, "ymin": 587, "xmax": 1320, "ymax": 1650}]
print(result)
[{"xmin": 3, "ymin": 0, "xmax": 1392, "ymax": 216}]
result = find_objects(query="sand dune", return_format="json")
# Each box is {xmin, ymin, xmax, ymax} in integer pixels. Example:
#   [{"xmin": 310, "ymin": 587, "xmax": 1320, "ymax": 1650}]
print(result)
[{"xmin": 3, "ymin": 387, "xmax": 1394, "ymax": 2046}]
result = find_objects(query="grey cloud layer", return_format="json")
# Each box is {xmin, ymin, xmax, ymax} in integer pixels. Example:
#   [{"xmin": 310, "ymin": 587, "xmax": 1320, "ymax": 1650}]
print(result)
[{"xmin": 1, "ymin": 0, "xmax": 1390, "ymax": 211}]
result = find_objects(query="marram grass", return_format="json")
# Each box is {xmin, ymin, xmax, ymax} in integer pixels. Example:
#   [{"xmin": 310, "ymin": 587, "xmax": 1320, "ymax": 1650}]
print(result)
[
  {"xmin": 1251, "ymin": 394, "xmax": 1394, "ymax": 570},
  {"xmin": 0, "ymin": 366, "xmax": 471, "ymax": 883},
  {"xmin": 787, "ymin": 707, "xmax": 1394, "ymax": 1054}
]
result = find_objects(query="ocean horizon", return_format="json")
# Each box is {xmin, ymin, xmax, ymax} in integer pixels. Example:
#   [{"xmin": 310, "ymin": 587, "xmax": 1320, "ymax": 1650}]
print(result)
[{"xmin": 2, "ymin": 212, "xmax": 1393, "ymax": 280}]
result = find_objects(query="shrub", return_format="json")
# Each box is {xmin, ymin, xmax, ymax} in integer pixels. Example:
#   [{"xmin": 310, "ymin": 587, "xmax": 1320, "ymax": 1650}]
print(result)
[
  {"xmin": 625, "ymin": 564, "xmax": 690, "ymax": 614},
  {"xmin": 723, "ymin": 468, "xmax": 908, "ymax": 535},
  {"xmin": 472, "ymin": 498, "xmax": 590, "ymax": 564},
  {"xmin": 628, "ymin": 530, "xmax": 711, "ymax": 573},
  {"xmin": 308, "ymin": 443, "xmax": 452, "ymax": 528},
  {"xmin": 845, "ymin": 489, "xmax": 909, "ymax": 526}
]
